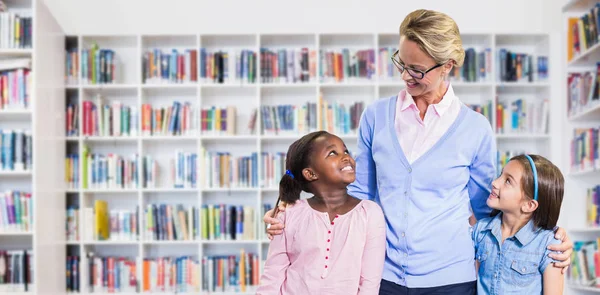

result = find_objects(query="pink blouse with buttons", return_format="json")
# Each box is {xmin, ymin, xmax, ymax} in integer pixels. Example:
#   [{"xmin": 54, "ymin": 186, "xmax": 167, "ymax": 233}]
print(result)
[{"xmin": 257, "ymin": 199, "xmax": 387, "ymax": 295}]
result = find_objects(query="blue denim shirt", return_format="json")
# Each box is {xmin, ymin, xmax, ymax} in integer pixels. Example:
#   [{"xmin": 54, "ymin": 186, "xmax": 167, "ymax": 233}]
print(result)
[{"xmin": 472, "ymin": 213, "xmax": 560, "ymax": 294}]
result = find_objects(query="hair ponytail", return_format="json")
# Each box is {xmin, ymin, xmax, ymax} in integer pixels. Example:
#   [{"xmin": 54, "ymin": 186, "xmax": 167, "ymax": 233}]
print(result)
[{"xmin": 278, "ymin": 170, "xmax": 303, "ymax": 205}]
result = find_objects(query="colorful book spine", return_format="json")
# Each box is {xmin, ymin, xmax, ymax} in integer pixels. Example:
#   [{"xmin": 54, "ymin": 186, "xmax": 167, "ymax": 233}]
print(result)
[
  {"xmin": 497, "ymin": 149, "xmax": 527, "ymax": 176},
  {"xmin": 567, "ymin": 64, "xmax": 600, "ymax": 118},
  {"xmin": 0, "ymin": 250, "xmax": 33, "ymax": 292},
  {"xmin": 200, "ymin": 205, "xmax": 255, "ymax": 241},
  {"xmin": 259, "ymin": 48, "xmax": 317, "ymax": 84},
  {"xmin": 201, "ymin": 250, "xmax": 259, "ymax": 293},
  {"xmin": 144, "ymin": 204, "xmax": 198, "ymax": 241},
  {"xmin": 66, "ymin": 154, "xmax": 79, "ymax": 189},
  {"xmin": 200, "ymin": 105, "xmax": 237, "ymax": 135},
  {"xmin": 66, "ymin": 103, "xmax": 79, "ymax": 137},
  {"xmin": 0, "ymin": 191, "xmax": 32, "ymax": 233},
  {"xmin": 142, "ymin": 256, "xmax": 200, "ymax": 293},
  {"xmin": 82, "ymin": 96, "xmax": 138, "ymax": 137},
  {"xmin": 142, "ymin": 49, "xmax": 198, "ymax": 84},
  {"xmin": 319, "ymin": 48, "xmax": 375, "ymax": 83},
  {"xmin": 465, "ymin": 101, "xmax": 493, "ymax": 126},
  {"xmin": 260, "ymin": 203, "xmax": 273, "ymax": 241},
  {"xmin": 65, "ymin": 49, "xmax": 79, "ymax": 85},
  {"xmin": 586, "ymin": 185, "xmax": 600, "ymax": 227},
  {"xmin": 86, "ymin": 253, "xmax": 138, "ymax": 293},
  {"xmin": 0, "ymin": 13, "xmax": 32, "ymax": 49},
  {"xmin": 318, "ymin": 97, "xmax": 364, "ymax": 136},
  {"xmin": 66, "ymin": 206, "xmax": 79, "ymax": 241},
  {"xmin": 0, "ymin": 68, "xmax": 31, "ymax": 110},
  {"xmin": 497, "ymin": 49, "xmax": 548, "ymax": 82},
  {"xmin": 566, "ymin": 3, "xmax": 600, "ymax": 61},
  {"xmin": 260, "ymin": 102, "xmax": 318, "ymax": 135},
  {"xmin": 571, "ymin": 127, "xmax": 600, "ymax": 173},
  {"xmin": 495, "ymin": 98, "xmax": 549, "ymax": 134},
  {"xmin": 260, "ymin": 152, "xmax": 286, "ymax": 188},
  {"xmin": 0, "ymin": 129, "xmax": 33, "ymax": 171},
  {"xmin": 141, "ymin": 101, "xmax": 197, "ymax": 136},
  {"xmin": 566, "ymin": 240, "xmax": 600, "ymax": 287},
  {"xmin": 378, "ymin": 47, "xmax": 401, "ymax": 81},
  {"xmin": 66, "ymin": 255, "xmax": 80, "ymax": 293},
  {"xmin": 199, "ymin": 149, "xmax": 258, "ymax": 189},
  {"xmin": 84, "ymin": 200, "xmax": 138, "ymax": 242},
  {"xmin": 81, "ymin": 43, "xmax": 116, "ymax": 85},
  {"xmin": 200, "ymin": 49, "xmax": 257, "ymax": 84},
  {"xmin": 81, "ymin": 145, "xmax": 140, "ymax": 190}
]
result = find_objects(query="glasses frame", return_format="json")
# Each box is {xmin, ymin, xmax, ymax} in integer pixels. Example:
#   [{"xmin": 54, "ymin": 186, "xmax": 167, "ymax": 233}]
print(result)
[{"xmin": 391, "ymin": 49, "xmax": 444, "ymax": 80}]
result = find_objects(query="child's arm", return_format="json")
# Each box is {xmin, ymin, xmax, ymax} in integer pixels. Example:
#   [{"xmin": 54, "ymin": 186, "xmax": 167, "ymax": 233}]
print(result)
[
  {"xmin": 358, "ymin": 203, "xmax": 387, "ymax": 294},
  {"xmin": 257, "ymin": 213, "xmax": 290, "ymax": 295},
  {"xmin": 542, "ymin": 237, "xmax": 564, "ymax": 295}
]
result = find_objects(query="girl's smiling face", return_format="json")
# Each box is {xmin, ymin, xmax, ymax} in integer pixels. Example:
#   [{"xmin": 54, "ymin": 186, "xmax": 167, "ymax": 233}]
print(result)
[{"xmin": 487, "ymin": 160, "xmax": 532, "ymax": 214}]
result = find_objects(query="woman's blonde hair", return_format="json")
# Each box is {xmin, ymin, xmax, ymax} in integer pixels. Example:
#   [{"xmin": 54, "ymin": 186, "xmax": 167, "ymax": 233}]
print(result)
[{"xmin": 399, "ymin": 9, "xmax": 465, "ymax": 67}]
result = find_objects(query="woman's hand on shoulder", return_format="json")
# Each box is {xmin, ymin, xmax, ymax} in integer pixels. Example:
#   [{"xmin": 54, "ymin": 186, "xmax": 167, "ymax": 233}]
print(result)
[
  {"xmin": 263, "ymin": 201, "xmax": 290, "ymax": 240},
  {"xmin": 547, "ymin": 226, "xmax": 574, "ymax": 274}
]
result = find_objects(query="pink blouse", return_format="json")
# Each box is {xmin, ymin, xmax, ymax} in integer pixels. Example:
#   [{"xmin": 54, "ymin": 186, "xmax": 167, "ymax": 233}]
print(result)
[{"xmin": 257, "ymin": 199, "xmax": 386, "ymax": 295}]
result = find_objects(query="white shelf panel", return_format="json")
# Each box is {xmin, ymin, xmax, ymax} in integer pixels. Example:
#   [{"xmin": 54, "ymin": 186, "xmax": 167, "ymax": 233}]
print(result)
[
  {"xmin": 568, "ymin": 284, "xmax": 600, "ymax": 292},
  {"xmin": 203, "ymin": 240, "xmax": 261, "ymax": 245},
  {"xmin": 0, "ymin": 48, "xmax": 32, "ymax": 56},
  {"xmin": 495, "ymin": 134, "xmax": 550, "ymax": 139},
  {"xmin": 0, "ymin": 109, "xmax": 31, "ymax": 117},
  {"xmin": 0, "ymin": 171, "xmax": 32, "ymax": 176},
  {"xmin": 568, "ymin": 227, "xmax": 600, "ymax": 233},
  {"xmin": 569, "ymin": 168, "xmax": 600, "ymax": 177},
  {"xmin": 82, "ymin": 240, "xmax": 139, "ymax": 245},
  {"xmin": 568, "ymin": 41, "xmax": 600, "ymax": 68},
  {"xmin": 80, "ymin": 84, "xmax": 138, "ymax": 90},
  {"xmin": 562, "ymin": 0, "xmax": 600, "ymax": 13},
  {"xmin": 568, "ymin": 103, "xmax": 600, "ymax": 122},
  {"xmin": 81, "ymin": 136, "xmax": 139, "ymax": 142},
  {"xmin": 0, "ymin": 231, "xmax": 33, "ymax": 236}
]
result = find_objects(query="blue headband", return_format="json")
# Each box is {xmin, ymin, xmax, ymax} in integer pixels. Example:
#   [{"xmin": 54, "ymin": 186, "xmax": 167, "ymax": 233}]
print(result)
[
  {"xmin": 285, "ymin": 170, "xmax": 294, "ymax": 179},
  {"xmin": 523, "ymin": 155, "xmax": 538, "ymax": 201}
]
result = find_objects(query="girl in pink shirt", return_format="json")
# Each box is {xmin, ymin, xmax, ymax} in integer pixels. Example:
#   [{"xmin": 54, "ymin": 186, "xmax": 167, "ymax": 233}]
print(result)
[{"xmin": 257, "ymin": 131, "xmax": 387, "ymax": 295}]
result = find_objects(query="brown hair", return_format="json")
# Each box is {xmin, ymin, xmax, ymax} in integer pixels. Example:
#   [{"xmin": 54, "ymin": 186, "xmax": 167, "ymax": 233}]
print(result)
[
  {"xmin": 399, "ymin": 9, "xmax": 466, "ymax": 67},
  {"xmin": 492, "ymin": 154, "xmax": 564, "ymax": 230}
]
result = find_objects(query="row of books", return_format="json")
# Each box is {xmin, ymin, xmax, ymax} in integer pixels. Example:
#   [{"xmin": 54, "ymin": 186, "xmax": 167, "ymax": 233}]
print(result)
[
  {"xmin": 66, "ymin": 149, "xmax": 293, "ymax": 190},
  {"xmin": 66, "ymin": 49, "xmax": 78, "ymax": 85},
  {"xmin": 571, "ymin": 127, "xmax": 599, "ymax": 173},
  {"xmin": 567, "ymin": 64, "xmax": 600, "ymax": 118},
  {"xmin": 70, "ymin": 250, "xmax": 259, "ymax": 293},
  {"xmin": 81, "ymin": 44, "xmax": 116, "ymax": 85},
  {"xmin": 0, "ymin": 191, "xmax": 31, "ymax": 233},
  {"xmin": 84, "ymin": 200, "xmax": 138, "ymax": 242},
  {"xmin": 466, "ymin": 101, "xmax": 493, "ymax": 126},
  {"xmin": 451, "ymin": 48, "xmax": 493, "ymax": 83},
  {"xmin": 141, "ymin": 101, "xmax": 196, "ymax": 137},
  {"xmin": 199, "ymin": 105, "xmax": 236, "ymax": 135},
  {"xmin": 0, "ymin": 12, "xmax": 31, "ymax": 49},
  {"xmin": 200, "ymin": 48, "xmax": 257, "ymax": 84},
  {"xmin": 320, "ymin": 48, "xmax": 375, "ymax": 83},
  {"xmin": 496, "ymin": 98, "xmax": 550, "ymax": 134},
  {"xmin": 254, "ymin": 102, "xmax": 319, "ymax": 135},
  {"xmin": 0, "ymin": 250, "xmax": 33, "ymax": 292},
  {"xmin": 0, "ymin": 68, "xmax": 30, "ymax": 110},
  {"xmin": 567, "ymin": 239, "xmax": 600, "ymax": 287},
  {"xmin": 586, "ymin": 185, "xmax": 600, "ymax": 227},
  {"xmin": 260, "ymin": 48, "xmax": 316, "ymax": 84},
  {"xmin": 497, "ymin": 149, "xmax": 527, "ymax": 176},
  {"xmin": 1, "ymin": 129, "xmax": 32, "ymax": 172},
  {"xmin": 567, "ymin": 3, "xmax": 600, "ymax": 62},
  {"xmin": 497, "ymin": 49, "xmax": 548, "ymax": 83},
  {"xmin": 81, "ymin": 99, "xmax": 138, "ymax": 137},
  {"xmin": 142, "ymin": 49, "xmax": 198, "ymax": 84}
]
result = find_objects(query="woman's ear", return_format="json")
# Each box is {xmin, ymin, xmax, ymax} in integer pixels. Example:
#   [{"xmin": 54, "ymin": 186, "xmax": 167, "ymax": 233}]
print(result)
[{"xmin": 302, "ymin": 168, "xmax": 318, "ymax": 182}]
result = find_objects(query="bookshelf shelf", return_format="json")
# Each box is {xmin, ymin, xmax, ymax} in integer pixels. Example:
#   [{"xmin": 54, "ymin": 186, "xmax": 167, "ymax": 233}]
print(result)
[
  {"xmin": 568, "ymin": 103, "xmax": 600, "ymax": 122},
  {"xmin": 567, "ymin": 41, "xmax": 600, "ymax": 67},
  {"xmin": 569, "ymin": 168, "xmax": 600, "ymax": 177},
  {"xmin": 62, "ymin": 31, "xmax": 554, "ymax": 294},
  {"xmin": 568, "ymin": 285, "xmax": 600, "ymax": 293},
  {"xmin": 0, "ymin": 48, "xmax": 33, "ymax": 56},
  {"xmin": 563, "ymin": 0, "xmax": 600, "ymax": 13},
  {"xmin": 568, "ymin": 227, "xmax": 600, "ymax": 233}
]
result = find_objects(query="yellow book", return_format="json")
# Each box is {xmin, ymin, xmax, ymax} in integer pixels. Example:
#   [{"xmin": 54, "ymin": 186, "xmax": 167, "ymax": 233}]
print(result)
[{"xmin": 94, "ymin": 200, "xmax": 109, "ymax": 240}]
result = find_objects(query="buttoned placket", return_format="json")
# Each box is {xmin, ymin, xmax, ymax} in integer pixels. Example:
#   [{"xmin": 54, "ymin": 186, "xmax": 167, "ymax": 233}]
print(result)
[{"xmin": 321, "ymin": 214, "xmax": 338, "ymax": 279}]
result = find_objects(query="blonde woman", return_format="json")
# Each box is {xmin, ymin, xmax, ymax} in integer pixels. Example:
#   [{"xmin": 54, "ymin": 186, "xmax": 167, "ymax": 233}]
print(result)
[{"xmin": 264, "ymin": 9, "xmax": 573, "ymax": 294}]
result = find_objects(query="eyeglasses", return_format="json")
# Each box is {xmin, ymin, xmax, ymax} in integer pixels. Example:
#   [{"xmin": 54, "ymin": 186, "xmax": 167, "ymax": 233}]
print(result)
[{"xmin": 391, "ymin": 49, "xmax": 444, "ymax": 80}]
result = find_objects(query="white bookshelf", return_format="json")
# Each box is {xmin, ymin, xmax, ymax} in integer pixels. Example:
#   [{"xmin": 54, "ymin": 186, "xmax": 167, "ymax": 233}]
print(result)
[
  {"xmin": 63, "ymin": 32, "xmax": 554, "ymax": 294},
  {"xmin": 562, "ymin": 0, "xmax": 600, "ymax": 294},
  {"xmin": 0, "ymin": 0, "xmax": 67, "ymax": 294}
]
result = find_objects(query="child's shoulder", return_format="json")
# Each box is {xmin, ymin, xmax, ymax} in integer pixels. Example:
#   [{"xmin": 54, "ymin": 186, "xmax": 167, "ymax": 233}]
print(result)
[{"xmin": 357, "ymin": 199, "xmax": 385, "ymax": 221}]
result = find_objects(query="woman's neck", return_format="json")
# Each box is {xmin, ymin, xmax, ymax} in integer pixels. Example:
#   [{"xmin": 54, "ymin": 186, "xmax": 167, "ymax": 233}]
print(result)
[
  {"xmin": 413, "ymin": 81, "xmax": 448, "ymax": 119},
  {"xmin": 500, "ymin": 211, "xmax": 531, "ymax": 243}
]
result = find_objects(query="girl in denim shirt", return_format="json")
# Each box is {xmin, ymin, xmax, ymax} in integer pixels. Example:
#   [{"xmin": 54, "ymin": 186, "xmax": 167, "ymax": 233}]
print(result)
[{"xmin": 472, "ymin": 154, "xmax": 564, "ymax": 295}]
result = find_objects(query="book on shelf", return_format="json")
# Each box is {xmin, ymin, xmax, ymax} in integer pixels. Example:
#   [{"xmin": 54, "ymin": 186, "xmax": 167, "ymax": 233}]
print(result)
[
  {"xmin": 465, "ymin": 101, "xmax": 493, "ymax": 126},
  {"xmin": 81, "ymin": 145, "xmax": 140, "ymax": 190},
  {"xmin": 0, "ymin": 190, "xmax": 31, "ymax": 233},
  {"xmin": 0, "ymin": 12, "xmax": 32, "ymax": 49},
  {"xmin": 199, "ymin": 148, "xmax": 258, "ymax": 189},
  {"xmin": 66, "ymin": 48, "xmax": 78, "ymax": 85},
  {"xmin": 81, "ymin": 43, "xmax": 116, "ymax": 85},
  {"xmin": 200, "ymin": 105, "xmax": 236, "ymax": 135},
  {"xmin": 260, "ymin": 203, "xmax": 273, "ymax": 241},
  {"xmin": 142, "ymin": 48, "xmax": 198, "ymax": 84},
  {"xmin": 82, "ymin": 96, "xmax": 138, "ymax": 137},
  {"xmin": 260, "ymin": 152, "xmax": 286, "ymax": 188},
  {"xmin": 81, "ymin": 200, "xmax": 138, "ymax": 242},
  {"xmin": 586, "ymin": 184, "xmax": 600, "ymax": 227},
  {"xmin": 1, "ymin": 129, "xmax": 32, "ymax": 172},
  {"xmin": 200, "ymin": 48, "xmax": 257, "ymax": 84},
  {"xmin": 260, "ymin": 47, "xmax": 317, "ymax": 84},
  {"xmin": 567, "ymin": 64, "xmax": 600, "ymax": 118},
  {"xmin": 571, "ymin": 127, "xmax": 599, "ymax": 173},
  {"xmin": 257, "ymin": 102, "xmax": 318, "ymax": 136},
  {"xmin": 319, "ymin": 48, "xmax": 375, "ymax": 83},
  {"xmin": 497, "ymin": 49, "xmax": 548, "ymax": 83},
  {"xmin": 200, "ymin": 204, "xmax": 255, "ymax": 241},
  {"xmin": 496, "ymin": 98, "xmax": 549, "ymax": 134},
  {"xmin": 0, "ymin": 250, "xmax": 33, "ymax": 292},
  {"xmin": 66, "ymin": 153, "xmax": 79, "ymax": 189},
  {"xmin": 66, "ymin": 255, "xmax": 79, "ymax": 293},
  {"xmin": 142, "ymin": 101, "xmax": 197, "ymax": 137},
  {"xmin": 567, "ymin": 3, "xmax": 600, "ymax": 62},
  {"xmin": 144, "ymin": 203, "xmax": 197, "ymax": 241},
  {"xmin": 66, "ymin": 103, "xmax": 79, "ymax": 137},
  {"xmin": 86, "ymin": 253, "xmax": 138, "ymax": 293},
  {"xmin": 143, "ymin": 256, "xmax": 199, "ymax": 293},
  {"xmin": 568, "ymin": 240, "xmax": 600, "ymax": 288},
  {"xmin": 66, "ymin": 205, "xmax": 78, "ymax": 241},
  {"xmin": 202, "ymin": 249, "xmax": 259, "ymax": 293},
  {"xmin": 497, "ymin": 149, "xmax": 527, "ymax": 176},
  {"xmin": 0, "ymin": 66, "xmax": 31, "ymax": 110},
  {"xmin": 318, "ymin": 93, "xmax": 364, "ymax": 136}
]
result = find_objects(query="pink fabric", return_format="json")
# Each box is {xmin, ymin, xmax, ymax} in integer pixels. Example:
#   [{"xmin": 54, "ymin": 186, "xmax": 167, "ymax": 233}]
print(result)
[
  {"xmin": 395, "ymin": 83, "xmax": 462, "ymax": 163},
  {"xmin": 257, "ymin": 199, "xmax": 386, "ymax": 295}
]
